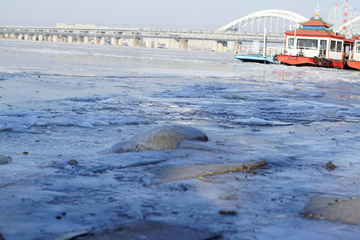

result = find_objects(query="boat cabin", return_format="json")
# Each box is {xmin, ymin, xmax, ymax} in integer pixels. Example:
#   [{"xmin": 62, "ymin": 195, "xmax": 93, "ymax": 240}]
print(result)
[
  {"xmin": 352, "ymin": 36, "xmax": 360, "ymax": 61},
  {"xmin": 285, "ymin": 17, "xmax": 353, "ymax": 61}
]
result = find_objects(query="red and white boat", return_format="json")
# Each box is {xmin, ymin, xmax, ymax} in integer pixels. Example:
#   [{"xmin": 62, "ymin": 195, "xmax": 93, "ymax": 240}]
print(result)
[
  {"xmin": 347, "ymin": 37, "xmax": 360, "ymax": 70},
  {"xmin": 276, "ymin": 17, "xmax": 354, "ymax": 69}
]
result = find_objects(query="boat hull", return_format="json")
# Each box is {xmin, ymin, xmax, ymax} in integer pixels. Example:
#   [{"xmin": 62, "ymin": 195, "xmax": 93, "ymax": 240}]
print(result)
[
  {"xmin": 347, "ymin": 61, "xmax": 360, "ymax": 70},
  {"xmin": 276, "ymin": 55, "xmax": 346, "ymax": 68},
  {"xmin": 235, "ymin": 54, "xmax": 280, "ymax": 64}
]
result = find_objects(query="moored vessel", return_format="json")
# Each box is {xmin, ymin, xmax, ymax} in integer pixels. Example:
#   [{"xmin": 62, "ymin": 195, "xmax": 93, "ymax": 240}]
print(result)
[
  {"xmin": 235, "ymin": 29, "xmax": 282, "ymax": 64},
  {"xmin": 347, "ymin": 37, "xmax": 360, "ymax": 70},
  {"xmin": 276, "ymin": 16, "xmax": 354, "ymax": 69}
]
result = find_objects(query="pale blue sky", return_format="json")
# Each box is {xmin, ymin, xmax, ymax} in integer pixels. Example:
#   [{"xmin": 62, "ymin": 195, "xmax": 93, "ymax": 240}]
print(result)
[{"xmin": 0, "ymin": 0, "xmax": 355, "ymax": 29}]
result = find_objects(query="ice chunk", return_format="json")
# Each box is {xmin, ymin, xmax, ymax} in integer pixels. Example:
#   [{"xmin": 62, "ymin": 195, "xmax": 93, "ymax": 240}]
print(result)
[
  {"xmin": 107, "ymin": 124, "xmax": 208, "ymax": 153},
  {"xmin": 0, "ymin": 155, "xmax": 12, "ymax": 165}
]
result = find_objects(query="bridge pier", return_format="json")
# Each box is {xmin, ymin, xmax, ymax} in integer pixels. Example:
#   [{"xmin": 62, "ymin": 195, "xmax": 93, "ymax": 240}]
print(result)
[
  {"xmin": 60, "ymin": 36, "xmax": 65, "ymax": 43},
  {"xmin": 166, "ymin": 39, "xmax": 180, "ymax": 49},
  {"xmin": 53, "ymin": 35, "xmax": 58, "ymax": 42},
  {"xmin": 68, "ymin": 36, "xmax": 73, "ymax": 43},
  {"xmin": 111, "ymin": 37, "xmax": 122, "ymax": 46},
  {"xmin": 180, "ymin": 39, "xmax": 188, "ymax": 50},
  {"xmin": 38, "ymin": 34, "xmax": 43, "ymax": 41},
  {"xmin": 131, "ymin": 38, "xmax": 140, "ymax": 47},
  {"xmin": 24, "ymin": 34, "xmax": 29, "ymax": 40},
  {"xmin": 234, "ymin": 42, "xmax": 242, "ymax": 53},
  {"xmin": 111, "ymin": 37, "xmax": 116, "ymax": 45},
  {"xmin": 166, "ymin": 39, "xmax": 173, "ymax": 49},
  {"xmin": 153, "ymin": 38, "xmax": 159, "ymax": 48},
  {"xmin": 146, "ymin": 38, "xmax": 152, "ymax": 48},
  {"xmin": 94, "ymin": 37, "xmax": 100, "ymax": 45},
  {"xmin": 84, "ymin": 36, "xmax": 89, "ymax": 44},
  {"xmin": 213, "ymin": 41, "xmax": 228, "ymax": 52},
  {"xmin": 78, "ymin": 36, "xmax": 84, "ymax": 44},
  {"xmin": 100, "ymin": 37, "xmax": 105, "ymax": 45}
]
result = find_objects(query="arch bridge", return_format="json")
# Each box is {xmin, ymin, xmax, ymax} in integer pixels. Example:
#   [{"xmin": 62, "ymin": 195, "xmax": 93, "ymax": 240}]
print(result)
[{"xmin": 218, "ymin": 9, "xmax": 308, "ymax": 32}]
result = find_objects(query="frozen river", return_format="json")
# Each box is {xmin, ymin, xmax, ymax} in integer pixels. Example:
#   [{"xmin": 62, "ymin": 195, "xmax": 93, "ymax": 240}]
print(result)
[{"xmin": 1, "ymin": 39, "xmax": 360, "ymax": 239}]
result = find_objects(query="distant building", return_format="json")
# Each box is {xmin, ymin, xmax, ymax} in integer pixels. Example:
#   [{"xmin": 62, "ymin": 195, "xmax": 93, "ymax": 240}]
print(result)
[{"xmin": 56, "ymin": 23, "xmax": 97, "ymax": 29}]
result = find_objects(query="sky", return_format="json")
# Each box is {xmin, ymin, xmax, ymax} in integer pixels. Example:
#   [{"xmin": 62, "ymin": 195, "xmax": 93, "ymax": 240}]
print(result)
[{"xmin": 0, "ymin": 0, "xmax": 356, "ymax": 30}]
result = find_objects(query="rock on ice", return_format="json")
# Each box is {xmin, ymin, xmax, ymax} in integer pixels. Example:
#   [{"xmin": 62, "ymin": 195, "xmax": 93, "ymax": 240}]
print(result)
[
  {"xmin": 108, "ymin": 125, "xmax": 208, "ymax": 153},
  {"xmin": 0, "ymin": 155, "xmax": 12, "ymax": 165}
]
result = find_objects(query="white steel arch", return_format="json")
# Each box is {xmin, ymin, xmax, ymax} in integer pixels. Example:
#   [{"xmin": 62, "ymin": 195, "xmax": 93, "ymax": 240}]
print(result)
[
  {"xmin": 336, "ymin": 15, "xmax": 360, "ymax": 35},
  {"xmin": 218, "ymin": 9, "xmax": 308, "ymax": 31}
]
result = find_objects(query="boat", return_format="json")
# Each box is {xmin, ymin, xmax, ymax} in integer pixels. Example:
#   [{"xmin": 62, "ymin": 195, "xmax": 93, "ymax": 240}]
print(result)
[
  {"xmin": 234, "ymin": 28, "xmax": 282, "ymax": 64},
  {"xmin": 234, "ymin": 54, "xmax": 280, "ymax": 64},
  {"xmin": 276, "ymin": 16, "xmax": 354, "ymax": 69},
  {"xmin": 347, "ymin": 37, "xmax": 360, "ymax": 70}
]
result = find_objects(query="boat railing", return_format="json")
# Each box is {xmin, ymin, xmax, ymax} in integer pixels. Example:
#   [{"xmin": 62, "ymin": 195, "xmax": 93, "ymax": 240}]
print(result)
[{"xmin": 241, "ymin": 45, "xmax": 284, "ymax": 56}]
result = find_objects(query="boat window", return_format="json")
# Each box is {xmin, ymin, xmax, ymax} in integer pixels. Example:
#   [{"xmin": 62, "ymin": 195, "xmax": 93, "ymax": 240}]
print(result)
[
  {"xmin": 296, "ymin": 39, "xmax": 318, "ymax": 49},
  {"xmin": 288, "ymin": 38, "xmax": 294, "ymax": 49},
  {"xmin": 336, "ymin": 41, "xmax": 342, "ymax": 52},
  {"xmin": 330, "ymin": 40, "xmax": 336, "ymax": 51},
  {"xmin": 320, "ymin": 40, "xmax": 327, "ymax": 50},
  {"xmin": 356, "ymin": 42, "xmax": 360, "ymax": 53},
  {"xmin": 320, "ymin": 40, "xmax": 327, "ymax": 56}
]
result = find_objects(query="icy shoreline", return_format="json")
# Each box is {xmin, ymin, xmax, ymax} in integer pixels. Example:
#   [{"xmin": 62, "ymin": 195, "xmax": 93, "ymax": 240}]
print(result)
[{"xmin": 1, "ymin": 39, "xmax": 360, "ymax": 239}]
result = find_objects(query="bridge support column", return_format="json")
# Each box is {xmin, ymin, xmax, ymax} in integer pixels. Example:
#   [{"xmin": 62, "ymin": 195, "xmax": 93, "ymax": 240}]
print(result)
[
  {"xmin": 94, "ymin": 37, "xmax": 100, "ymax": 45},
  {"xmin": 24, "ymin": 34, "xmax": 29, "ymax": 40},
  {"xmin": 131, "ymin": 38, "xmax": 140, "ymax": 47},
  {"xmin": 153, "ymin": 38, "xmax": 159, "ymax": 48},
  {"xmin": 84, "ymin": 36, "xmax": 89, "ymax": 44},
  {"xmin": 0, "ymin": 33, "xmax": 3, "ymax": 39},
  {"xmin": 78, "ymin": 36, "xmax": 84, "ymax": 44},
  {"xmin": 222, "ymin": 41, "xmax": 228, "ymax": 52},
  {"xmin": 234, "ymin": 42, "xmax": 241, "ymax": 53},
  {"xmin": 5, "ymin": 33, "xmax": 9, "ymax": 38},
  {"xmin": 100, "ymin": 37, "xmax": 105, "ymax": 45},
  {"xmin": 38, "ymin": 34, "xmax": 43, "ymax": 41},
  {"xmin": 59, "ymin": 36, "xmax": 65, "ymax": 43},
  {"xmin": 215, "ymin": 41, "xmax": 228, "ymax": 52},
  {"xmin": 211, "ymin": 41, "xmax": 217, "ymax": 51},
  {"xmin": 167, "ymin": 39, "xmax": 179, "ymax": 49},
  {"xmin": 67, "ymin": 36, "xmax": 72, "ymax": 43},
  {"xmin": 111, "ymin": 37, "xmax": 116, "ymax": 45},
  {"xmin": 146, "ymin": 38, "xmax": 152, "ymax": 48},
  {"xmin": 53, "ymin": 35, "xmax": 58, "ymax": 42},
  {"xmin": 13, "ymin": 34, "xmax": 19, "ymax": 40},
  {"xmin": 118, "ymin": 39, "xmax": 123, "ymax": 46},
  {"xmin": 180, "ymin": 39, "xmax": 188, "ymax": 50}
]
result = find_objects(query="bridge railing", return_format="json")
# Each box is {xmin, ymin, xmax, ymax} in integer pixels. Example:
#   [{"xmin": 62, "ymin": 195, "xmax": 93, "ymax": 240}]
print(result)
[{"xmin": 0, "ymin": 27, "xmax": 286, "ymax": 43}]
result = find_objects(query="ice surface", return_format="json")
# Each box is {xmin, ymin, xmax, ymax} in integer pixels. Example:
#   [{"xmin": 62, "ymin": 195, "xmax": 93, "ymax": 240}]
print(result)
[{"xmin": 1, "ymin": 39, "xmax": 360, "ymax": 239}]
